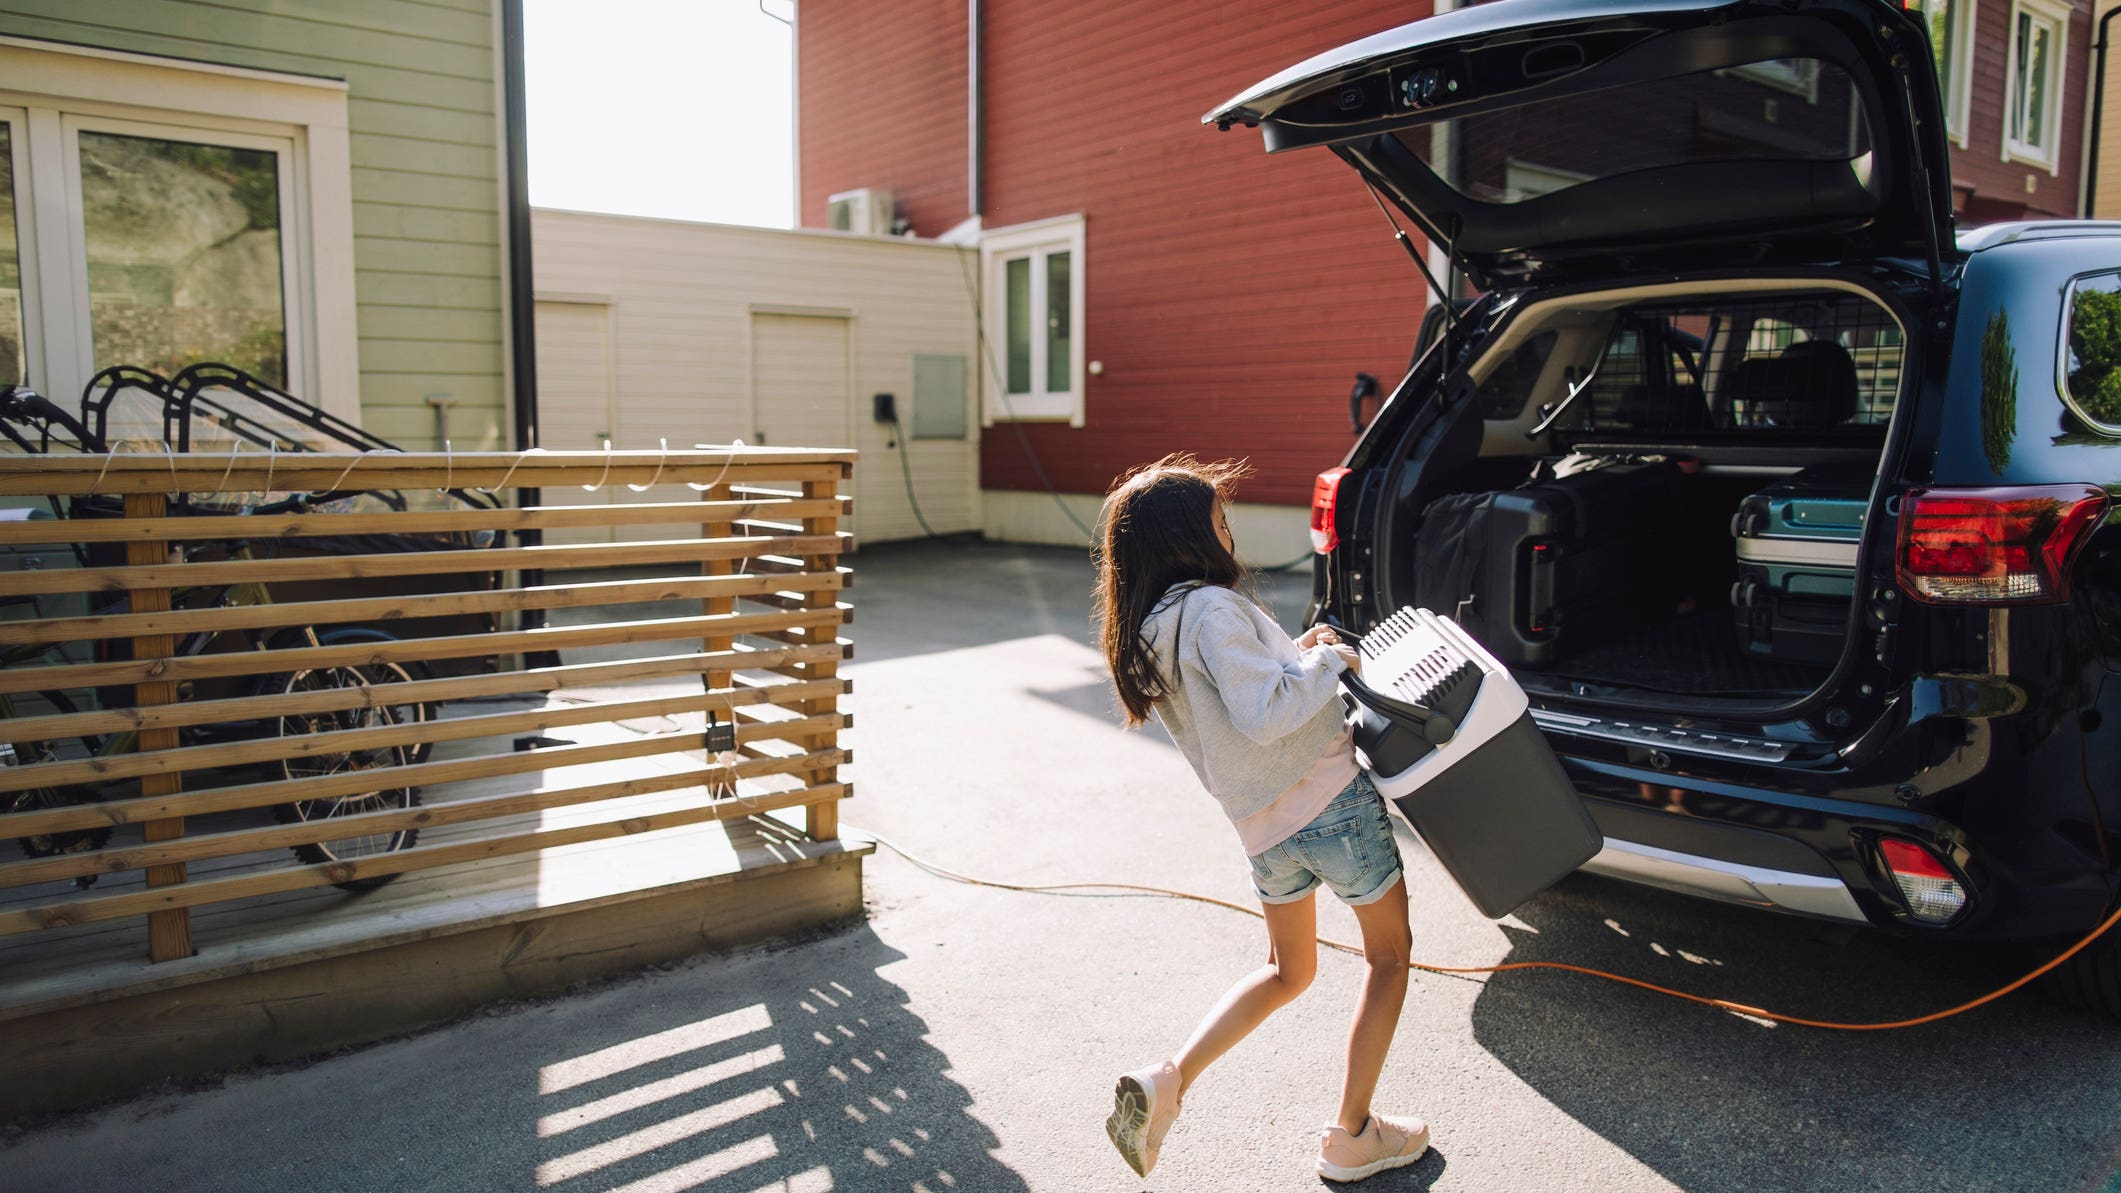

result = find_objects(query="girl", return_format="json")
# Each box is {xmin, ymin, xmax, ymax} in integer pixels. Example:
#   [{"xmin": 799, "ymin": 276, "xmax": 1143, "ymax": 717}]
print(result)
[{"xmin": 1094, "ymin": 454, "xmax": 1428, "ymax": 1184}]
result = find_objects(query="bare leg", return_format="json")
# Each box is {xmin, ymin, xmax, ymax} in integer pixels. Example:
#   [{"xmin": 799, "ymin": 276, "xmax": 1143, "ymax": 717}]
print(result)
[
  {"xmin": 1172, "ymin": 891, "xmax": 1320, "ymax": 1100},
  {"xmin": 1337, "ymin": 878, "xmax": 1412, "ymax": 1135}
]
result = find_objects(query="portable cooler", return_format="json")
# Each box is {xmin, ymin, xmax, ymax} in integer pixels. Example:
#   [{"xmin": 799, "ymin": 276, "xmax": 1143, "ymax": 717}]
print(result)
[
  {"xmin": 1342, "ymin": 607, "xmax": 1602, "ymax": 918},
  {"xmin": 1729, "ymin": 469, "xmax": 1869, "ymax": 665}
]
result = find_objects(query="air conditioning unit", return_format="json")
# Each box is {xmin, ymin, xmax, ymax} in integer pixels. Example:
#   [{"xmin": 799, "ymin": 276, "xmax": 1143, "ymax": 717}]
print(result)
[{"xmin": 826, "ymin": 187, "xmax": 896, "ymax": 237}]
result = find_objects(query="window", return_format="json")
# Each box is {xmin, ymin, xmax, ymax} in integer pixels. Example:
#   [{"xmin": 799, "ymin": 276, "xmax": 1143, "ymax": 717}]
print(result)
[
  {"xmin": 1476, "ymin": 331, "xmax": 1556, "ymax": 419},
  {"xmin": 2061, "ymin": 272, "xmax": 2121, "ymax": 435},
  {"xmin": 1501, "ymin": 160, "xmax": 1590, "ymax": 204},
  {"xmin": 980, "ymin": 215, "xmax": 1085, "ymax": 424},
  {"xmin": 0, "ymin": 38, "xmax": 354, "ymax": 418},
  {"xmin": 1908, "ymin": 0, "xmax": 1976, "ymax": 146},
  {"xmin": 1727, "ymin": 59, "xmax": 1823, "ymax": 101},
  {"xmin": 75, "ymin": 125, "xmax": 294, "ymax": 386},
  {"xmin": 2004, "ymin": 0, "xmax": 2068, "ymax": 172},
  {"xmin": 0, "ymin": 117, "xmax": 25, "ymax": 383},
  {"xmin": 1565, "ymin": 296, "xmax": 1900, "ymax": 435},
  {"xmin": 1398, "ymin": 58, "xmax": 1871, "ymax": 207}
]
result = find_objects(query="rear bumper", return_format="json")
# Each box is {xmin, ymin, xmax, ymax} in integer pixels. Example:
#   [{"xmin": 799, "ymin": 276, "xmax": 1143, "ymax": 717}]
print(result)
[
  {"xmin": 1561, "ymin": 753, "xmax": 2117, "ymax": 939},
  {"xmin": 1581, "ymin": 837, "xmax": 1868, "ymax": 923}
]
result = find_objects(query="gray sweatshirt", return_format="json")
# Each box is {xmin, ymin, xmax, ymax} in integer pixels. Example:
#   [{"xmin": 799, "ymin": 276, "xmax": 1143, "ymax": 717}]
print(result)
[{"xmin": 1142, "ymin": 583, "xmax": 1352, "ymax": 821}]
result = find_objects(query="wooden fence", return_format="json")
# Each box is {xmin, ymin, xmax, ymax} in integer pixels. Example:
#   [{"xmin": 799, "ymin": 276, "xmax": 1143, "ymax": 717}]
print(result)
[{"xmin": 0, "ymin": 447, "xmax": 853, "ymax": 963}]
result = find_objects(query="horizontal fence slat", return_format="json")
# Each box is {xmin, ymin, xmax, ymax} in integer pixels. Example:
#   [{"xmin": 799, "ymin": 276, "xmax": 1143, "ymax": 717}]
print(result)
[
  {"xmin": 0, "ymin": 684, "xmax": 841, "ymax": 797},
  {"xmin": 0, "ymin": 733, "xmax": 845, "ymax": 888},
  {"xmin": 0, "ymin": 497, "xmax": 851, "ymax": 548},
  {"xmin": 0, "ymin": 606, "xmax": 848, "ymax": 696},
  {"xmin": 0, "ymin": 681, "xmax": 847, "ymax": 839},
  {"xmin": 0, "ymin": 451, "xmax": 853, "ymax": 497},
  {"xmin": 0, "ymin": 781, "xmax": 852, "ymax": 934},
  {"xmin": 0, "ymin": 646, "xmax": 843, "ymax": 745},
  {"xmin": 0, "ymin": 570, "xmax": 843, "ymax": 649},
  {"xmin": 0, "ymin": 534, "xmax": 844, "ymax": 598}
]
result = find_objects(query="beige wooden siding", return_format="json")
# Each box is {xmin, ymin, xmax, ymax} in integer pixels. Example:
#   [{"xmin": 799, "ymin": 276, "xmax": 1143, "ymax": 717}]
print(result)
[
  {"xmin": 0, "ymin": 0, "xmax": 508, "ymax": 448},
  {"xmin": 531, "ymin": 210, "xmax": 980, "ymax": 544}
]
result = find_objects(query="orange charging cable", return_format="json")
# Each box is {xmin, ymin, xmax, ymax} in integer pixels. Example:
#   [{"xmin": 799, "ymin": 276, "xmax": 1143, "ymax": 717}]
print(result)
[{"xmin": 859, "ymin": 830, "xmax": 2121, "ymax": 1031}]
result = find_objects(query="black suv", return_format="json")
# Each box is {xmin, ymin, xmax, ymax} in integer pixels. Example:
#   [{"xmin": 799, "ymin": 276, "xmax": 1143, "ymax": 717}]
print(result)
[{"xmin": 1209, "ymin": 0, "xmax": 2121, "ymax": 1015}]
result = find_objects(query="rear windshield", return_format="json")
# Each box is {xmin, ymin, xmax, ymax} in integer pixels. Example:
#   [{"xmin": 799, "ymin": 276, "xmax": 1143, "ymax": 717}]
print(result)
[
  {"xmin": 1393, "ymin": 57, "xmax": 1873, "ymax": 206},
  {"xmin": 1579, "ymin": 294, "xmax": 1901, "ymax": 435}
]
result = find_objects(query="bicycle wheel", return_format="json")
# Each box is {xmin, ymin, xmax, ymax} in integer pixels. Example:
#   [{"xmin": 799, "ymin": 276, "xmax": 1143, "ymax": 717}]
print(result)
[
  {"xmin": 6, "ymin": 782, "xmax": 112, "ymax": 884},
  {"xmin": 267, "ymin": 627, "xmax": 436, "ymax": 764},
  {"xmin": 268, "ymin": 660, "xmax": 422, "ymax": 891}
]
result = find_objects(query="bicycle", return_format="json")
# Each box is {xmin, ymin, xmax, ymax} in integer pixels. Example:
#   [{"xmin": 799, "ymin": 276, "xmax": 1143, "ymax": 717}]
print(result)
[{"xmin": 1, "ymin": 382, "xmax": 431, "ymax": 890}]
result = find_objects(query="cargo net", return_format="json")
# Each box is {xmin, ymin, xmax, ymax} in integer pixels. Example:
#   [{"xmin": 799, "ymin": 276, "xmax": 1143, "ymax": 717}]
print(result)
[{"xmin": 1580, "ymin": 293, "xmax": 1903, "ymax": 435}]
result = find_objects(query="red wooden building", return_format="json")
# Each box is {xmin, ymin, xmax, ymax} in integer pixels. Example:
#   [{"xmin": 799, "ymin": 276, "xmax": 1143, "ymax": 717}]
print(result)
[{"xmin": 793, "ymin": 0, "xmax": 2098, "ymax": 551}]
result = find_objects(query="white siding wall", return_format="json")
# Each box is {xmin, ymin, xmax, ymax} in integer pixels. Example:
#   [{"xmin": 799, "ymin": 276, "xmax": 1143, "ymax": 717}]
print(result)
[{"xmin": 530, "ymin": 209, "xmax": 979, "ymax": 544}]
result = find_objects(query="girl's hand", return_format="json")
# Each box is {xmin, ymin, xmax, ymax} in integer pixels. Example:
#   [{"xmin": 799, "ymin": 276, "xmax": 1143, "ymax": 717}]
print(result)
[
  {"xmin": 1297, "ymin": 624, "xmax": 1342, "ymax": 650},
  {"xmin": 1330, "ymin": 644, "xmax": 1361, "ymax": 674}
]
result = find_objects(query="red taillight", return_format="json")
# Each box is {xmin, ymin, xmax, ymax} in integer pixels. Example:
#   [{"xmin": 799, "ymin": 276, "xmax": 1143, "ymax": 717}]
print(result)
[
  {"xmin": 1877, "ymin": 837, "xmax": 1967, "ymax": 924},
  {"xmin": 1895, "ymin": 484, "xmax": 2108, "ymax": 604},
  {"xmin": 1878, "ymin": 838, "xmax": 1951, "ymax": 879},
  {"xmin": 1310, "ymin": 467, "xmax": 1351, "ymax": 554}
]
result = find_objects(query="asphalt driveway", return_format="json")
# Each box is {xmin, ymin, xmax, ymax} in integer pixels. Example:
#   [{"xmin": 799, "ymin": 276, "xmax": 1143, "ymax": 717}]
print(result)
[{"xmin": 3, "ymin": 539, "xmax": 2118, "ymax": 1192}]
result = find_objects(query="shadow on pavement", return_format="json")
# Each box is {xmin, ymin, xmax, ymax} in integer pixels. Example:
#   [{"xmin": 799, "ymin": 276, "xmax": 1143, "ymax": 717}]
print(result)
[
  {"xmin": 1465, "ymin": 872, "xmax": 2121, "ymax": 1193},
  {"xmin": 0, "ymin": 924, "xmax": 1029, "ymax": 1193},
  {"xmin": 523, "ymin": 923, "xmax": 1030, "ymax": 1193}
]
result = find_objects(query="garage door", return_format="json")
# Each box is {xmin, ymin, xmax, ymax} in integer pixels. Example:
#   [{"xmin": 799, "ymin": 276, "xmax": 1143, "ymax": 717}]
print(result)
[
  {"xmin": 751, "ymin": 313, "xmax": 850, "ymax": 451},
  {"xmin": 534, "ymin": 300, "xmax": 615, "ymax": 544}
]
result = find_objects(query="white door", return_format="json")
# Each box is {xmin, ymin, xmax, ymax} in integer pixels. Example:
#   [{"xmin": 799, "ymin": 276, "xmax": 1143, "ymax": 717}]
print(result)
[{"xmin": 534, "ymin": 299, "xmax": 616, "ymax": 544}]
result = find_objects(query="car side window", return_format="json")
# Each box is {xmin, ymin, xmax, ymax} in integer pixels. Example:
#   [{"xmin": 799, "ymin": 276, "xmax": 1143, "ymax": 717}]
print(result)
[
  {"xmin": 2063, "ymin": 271, "xmax": 2121, "ymax": 436},
  {"xmin": 1476, "ymin": 331, "xmax": 1558, "ymax": 418},
  {"xmin": 1584, "ymin": 327, "xmax": 1644, "ymax": 425}
]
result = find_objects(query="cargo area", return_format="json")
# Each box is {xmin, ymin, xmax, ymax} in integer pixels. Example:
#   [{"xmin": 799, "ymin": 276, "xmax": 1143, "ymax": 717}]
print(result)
[{"xmin": 1397, "ymin": 284, "xmax": 1902, "ymax": 709}]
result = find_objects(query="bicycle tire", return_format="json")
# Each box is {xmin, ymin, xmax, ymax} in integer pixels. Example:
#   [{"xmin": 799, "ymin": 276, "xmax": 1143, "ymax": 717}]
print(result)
[
  {"xmin": 313, "ymin": 627, "xmax": 436, "ymax": 764},
  {"xmin": 268, "ymin": 659, "xmax": 422, "ymax": 892},
  {"xmin": 5, "ymin": 783, "xmax": 112, "ymax": 880}
]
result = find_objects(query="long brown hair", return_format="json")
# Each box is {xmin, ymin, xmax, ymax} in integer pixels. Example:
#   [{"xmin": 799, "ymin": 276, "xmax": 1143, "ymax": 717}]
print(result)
[{"xmin": 1094, "ymin": 453, "xmax": 1253, "ymax": 726}]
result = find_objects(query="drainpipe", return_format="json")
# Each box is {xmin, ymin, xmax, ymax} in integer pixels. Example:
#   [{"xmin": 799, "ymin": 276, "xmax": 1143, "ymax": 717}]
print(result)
[
  {"xmin": 968, "ymin": 0, "xmax": 982, "ymax": 219},
  {"xmin": 500, "ymin": 0, "xmax": 553, "ymax": 655},
  {"xmin": 2087, "ymin": 4, "xmax": 2121, "ymax": 217},
  {"xmin": 501, "ymin": 0, "xmax": 540, "ymax": 456}
]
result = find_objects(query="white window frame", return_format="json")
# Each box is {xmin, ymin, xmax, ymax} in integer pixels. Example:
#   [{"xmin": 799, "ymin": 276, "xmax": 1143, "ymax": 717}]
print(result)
[
  {"xmin": 0, "ymin": 38, "xmax": 355, "ymax": 420},
  {"xmin": 1909, "ymin": 0, "xmax": 1977, "ymax": 146},
  {"xmin": 2002, "ymin": 0, "xmax": 2069, "ymax": 174},
  {"xmin": 980, "ymin": 214, "xmax": 1085, "ymax": 426}
]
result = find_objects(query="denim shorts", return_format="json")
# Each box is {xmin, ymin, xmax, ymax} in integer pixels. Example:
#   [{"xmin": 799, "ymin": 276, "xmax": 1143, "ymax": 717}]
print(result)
[{"xmin": 1247, "ymin": 772, "xmax": 1405, "ymax": 906}]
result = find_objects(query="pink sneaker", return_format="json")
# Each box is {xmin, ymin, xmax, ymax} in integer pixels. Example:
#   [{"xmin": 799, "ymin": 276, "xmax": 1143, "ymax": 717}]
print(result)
[
  {"xmin": 1317, "ymin": 1112, "xmax": 1430, "ymax": 1182},
  {"xmin": 1105, "ymin": 1059, "xmax": 1182, "ymax": 1176}
]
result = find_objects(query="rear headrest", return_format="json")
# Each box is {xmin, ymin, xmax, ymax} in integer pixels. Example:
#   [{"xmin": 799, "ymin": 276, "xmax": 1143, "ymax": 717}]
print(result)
[{"xmin": 1727, "ymin": 340, "xmax": 1860, "ymax": 429}]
